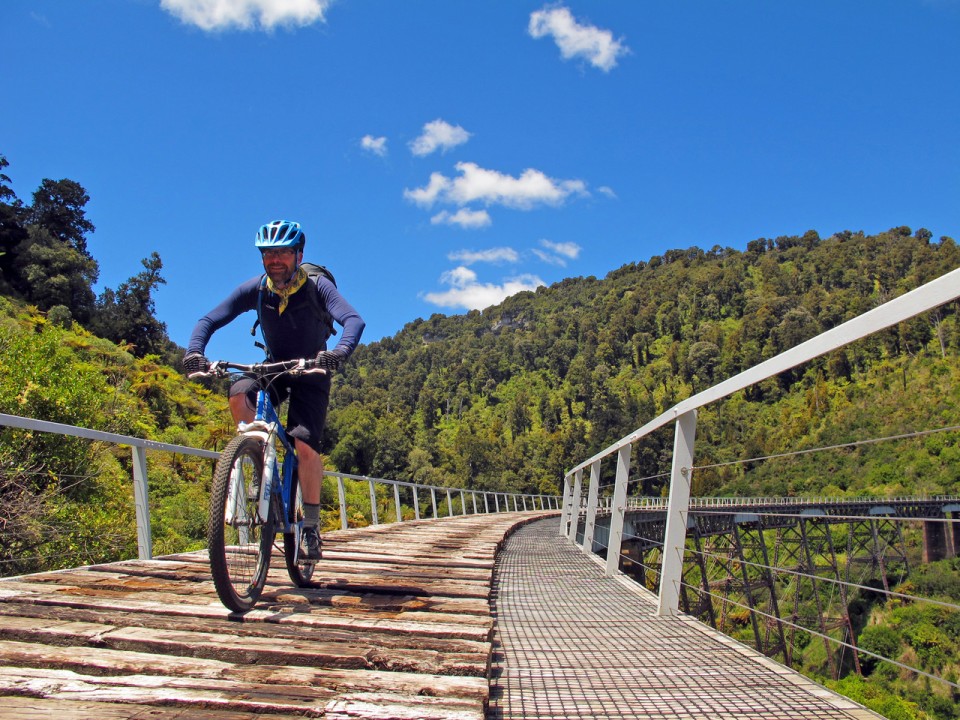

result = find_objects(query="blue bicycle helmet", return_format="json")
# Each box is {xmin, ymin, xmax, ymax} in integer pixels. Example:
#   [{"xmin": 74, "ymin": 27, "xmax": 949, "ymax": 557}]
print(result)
[{"xmin": 255, "ymin": 220, "xmax": 306, "ymax": 250}]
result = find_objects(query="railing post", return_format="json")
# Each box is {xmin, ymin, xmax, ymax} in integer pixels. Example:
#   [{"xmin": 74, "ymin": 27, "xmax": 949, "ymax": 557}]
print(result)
[
  {"xmin": 460, "ymin": 490, "xmax": 467, "ymax": 515},
  {"xmin": 472, "ymin": 492, "xmax": 478, "ymax": 514},
  {"xmin": 582, "ymin": 459, "xmax": 601, "ymax": 553},
  {"xmin": 393, "ymin": 483, "xmax": 402, "ymax": 522},
  {"xmin": 446, "ymin": 489, "xmax": 453, "ymax": 516},
  {"xmin": 560, "ymin": 474, "xmax": 573, "ymax": 535},
  {"xmin": 431, "ymin": 488, "xmax": 438, "ymax": 518},
  {"xmin": 337, "ymin": 476, "xmax": 348, "ymax": 530},
  {"xmin": 567, "ymin": 469, "xmax": 583, "ymax": 542},
  {"xmin": 131, "ymin": 447, "xmax": 153, "ymax": 560},
  {"xmin": 483, "ymin": 492, "xmax": 490, "ymax": 513},
  {"xmin": 658, "ymin": 410, "xmax": 698, "ymax": 616},
  {"xmin": 368, "ymin": 479, "xmax": 379, "ymax": 525},
  {"xmin": 412, "ymin": 486, "xmax": 420, "ymax": 520},
  {"xmin": 605, "ymin": 445, "xmax": 631, "ymax": 577}
]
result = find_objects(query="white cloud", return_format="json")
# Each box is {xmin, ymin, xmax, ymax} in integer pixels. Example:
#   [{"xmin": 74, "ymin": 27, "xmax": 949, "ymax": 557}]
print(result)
[
  {"xmin": 410, "ymin": 119, "xmax": 472, "ymax": 157},
  {"xmin": 541, "ymin": 239, "xmax": 581, "ymax": 259},
  {"xmin": 161, "ymin": 0, "xmax": 330, "ymax": 31},
  {"xmin": 441, "ymin": 266, "xmax": 478, "ymax": 287},
  {"xmin": 431, "ymin": 208, "xmax": 492, "ymax": 229},
  {"xmin": 423, "ymin": 266, "xmax": 545, "ymax": 311},
  {"xmin": 533, "ymin": 239, "xmax": 582, "ymax": 266},
  {"xmin": 361, "ymin": 135, "xmax": 388, "ymax": 157},
  {"xmin": 404, "ymin": 162, "xmax": 587, "ymax": 210},
  {"xmin": 448, "ymin": 247, "xmax": 520, "ymax": 265},
  {"xmin": 528, "ymin": 6, "xmax": 628, "ymax": 72},
  {"xmin": 404, "ymin": 171, "xmax": 451, "ymax": 206},
  {"xmin": 597, "ymin": 185, "xmax": 618, "ymax": 199}
]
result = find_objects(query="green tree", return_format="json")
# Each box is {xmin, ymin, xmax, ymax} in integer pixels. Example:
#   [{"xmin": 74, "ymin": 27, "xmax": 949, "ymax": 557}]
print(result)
[
  {"xmin": 6, "ymin": 175, "xmax": 99, "ymax": 321},
  {"xmin": 27, "ymin": 178, "xmax": 96, "ymax": 257},
  {"xmin": 0, "ymin": 154, "xmax": 27, "ymax": 289},
  {"xmin": 90, "ymin": 252, "xmax": 171, "ymax": 358},
  {"xmin": 14, "ymin": 225, "xmax": 98, "ymax": 321}
]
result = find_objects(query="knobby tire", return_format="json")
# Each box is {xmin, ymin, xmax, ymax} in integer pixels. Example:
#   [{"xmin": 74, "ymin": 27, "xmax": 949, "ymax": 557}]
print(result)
[{"xmin": 208, "ymin": 434, "xmax": 276, "ymax": 612}]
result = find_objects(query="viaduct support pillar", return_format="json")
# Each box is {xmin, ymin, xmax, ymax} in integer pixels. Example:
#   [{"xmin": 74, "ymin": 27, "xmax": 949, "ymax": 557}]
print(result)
[{"xmin": 923, "ymin": 520, "xmax": 950, "ymax": 563}]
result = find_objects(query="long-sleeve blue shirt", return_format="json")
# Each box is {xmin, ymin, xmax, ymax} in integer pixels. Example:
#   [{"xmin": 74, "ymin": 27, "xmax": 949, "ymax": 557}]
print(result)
[{"xmin": 188, "ymin": 273, "xmax": 365, "ymax": 360}]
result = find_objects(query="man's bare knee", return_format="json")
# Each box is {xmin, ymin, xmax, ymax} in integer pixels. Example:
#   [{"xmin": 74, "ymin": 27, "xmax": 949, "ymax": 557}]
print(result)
[{"xmin": 229, "ymin": 393, "xmax": 255, "ymax": 423}]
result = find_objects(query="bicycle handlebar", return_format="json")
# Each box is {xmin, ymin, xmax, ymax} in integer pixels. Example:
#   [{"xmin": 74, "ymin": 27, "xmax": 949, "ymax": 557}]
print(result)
[{"xmin": 188, "ymin": 358, "xmax": 328, "ymax": 380}]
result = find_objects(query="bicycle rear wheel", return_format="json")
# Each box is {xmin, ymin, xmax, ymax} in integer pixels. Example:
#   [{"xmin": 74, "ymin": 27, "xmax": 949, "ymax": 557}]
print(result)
[
  {"xmin": 208, "ymin": 434, "xmax": 276, "ymax": 612},
  {"xmin": 283, "ymin": 469, "xmax": 317, "ymax": 587}
]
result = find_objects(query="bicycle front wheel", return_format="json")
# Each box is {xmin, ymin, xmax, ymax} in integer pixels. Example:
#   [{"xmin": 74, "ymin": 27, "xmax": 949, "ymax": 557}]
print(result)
[{"xmin": 208, "ymin": 434, "xmax": 276, "ymax": 612}]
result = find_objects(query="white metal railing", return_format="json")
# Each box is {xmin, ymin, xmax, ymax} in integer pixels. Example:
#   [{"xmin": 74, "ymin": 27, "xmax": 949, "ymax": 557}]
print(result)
[
  {"xmin": 608, "ymin": 494, "xmax": 960, "ymax": 511},
  {"xmin": 0, "ymin": 412, "xmax": 560, "ymax": 564},
  {"xmin": 560, "ymin": 264, "xmax": 960, "ymax": 616},
  {"xmin": 0, "ymin": 412, "xmax": 219, "ymax": 562},
  {"xmin": 326, "ymin": 469, "xmax": 559, "ymax": 530}
]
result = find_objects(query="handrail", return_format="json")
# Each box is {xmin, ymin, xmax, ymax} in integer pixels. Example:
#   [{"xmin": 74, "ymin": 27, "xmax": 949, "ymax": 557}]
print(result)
[
  {"xmin": 0, "ymin": 412, "xmax": 220, "ymax": 457},
  {"xmin": 0, "ymin": 412, "xmax": 560, "ymax": 564},
  {"xmin": 619, "ymin": 495, "xmax": 960, "ymax": 509}
]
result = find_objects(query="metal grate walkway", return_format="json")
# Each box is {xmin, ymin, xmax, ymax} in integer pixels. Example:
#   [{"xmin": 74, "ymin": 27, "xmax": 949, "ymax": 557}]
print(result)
[{"xmin": 487, "ymin": 517, "xmax": 882, "ymax": 720}]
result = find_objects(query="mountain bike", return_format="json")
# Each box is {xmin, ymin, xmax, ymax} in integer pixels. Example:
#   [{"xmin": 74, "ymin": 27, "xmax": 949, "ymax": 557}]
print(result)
[{"xmin": 190, "ymin": 358, "xmax": 326, "ymax": 612}]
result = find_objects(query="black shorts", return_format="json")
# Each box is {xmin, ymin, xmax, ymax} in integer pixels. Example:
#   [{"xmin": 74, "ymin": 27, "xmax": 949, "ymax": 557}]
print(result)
[{"xmin": 229, "ymin": 373, "xmax": 331, "ymax": 454}]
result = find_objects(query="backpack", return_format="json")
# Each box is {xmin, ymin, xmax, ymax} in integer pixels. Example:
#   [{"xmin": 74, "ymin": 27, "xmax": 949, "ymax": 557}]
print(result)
[{"xmin": 251, "ymin": 262, "xmax": 337, "ymax": 354}]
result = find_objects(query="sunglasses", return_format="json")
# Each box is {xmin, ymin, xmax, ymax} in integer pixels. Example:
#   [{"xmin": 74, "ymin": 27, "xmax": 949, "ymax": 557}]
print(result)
[{"xmin": 261, "ymin": 248, "xmax": 296, "ymax": 259}]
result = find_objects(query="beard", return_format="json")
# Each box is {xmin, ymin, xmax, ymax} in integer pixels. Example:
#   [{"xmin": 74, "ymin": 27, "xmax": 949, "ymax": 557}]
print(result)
[{"xmin": 266, "ymin": 264, "xmax": 294, "ymax": 285}]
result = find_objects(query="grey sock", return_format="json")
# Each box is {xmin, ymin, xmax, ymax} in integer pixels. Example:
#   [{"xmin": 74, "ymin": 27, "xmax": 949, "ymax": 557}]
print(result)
[{"xmin": 303, "ymin": 502, "xmax": 321, "ymax": 528}]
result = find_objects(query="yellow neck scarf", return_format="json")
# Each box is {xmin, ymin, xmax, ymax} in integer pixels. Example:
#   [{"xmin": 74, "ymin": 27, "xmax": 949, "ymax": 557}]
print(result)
[{"xmin": 266, "ymin": 266, "xmax": 307, "ymax": 315}]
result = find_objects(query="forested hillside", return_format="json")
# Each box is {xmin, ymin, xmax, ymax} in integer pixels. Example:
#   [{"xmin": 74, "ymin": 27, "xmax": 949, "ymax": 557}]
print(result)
[{"xmin": 329, "ymin": 226, "xmax": 960, "ymax": 501}]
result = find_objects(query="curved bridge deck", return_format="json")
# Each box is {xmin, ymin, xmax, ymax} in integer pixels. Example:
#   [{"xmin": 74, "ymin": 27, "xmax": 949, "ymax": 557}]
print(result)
[{"xmin": 0, "ymin": 514, "xmax": 880, "ymax": 719}]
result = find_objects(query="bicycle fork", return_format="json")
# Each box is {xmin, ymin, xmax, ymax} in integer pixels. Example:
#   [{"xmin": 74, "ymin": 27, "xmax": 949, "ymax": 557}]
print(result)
[{"xmin": 226, "ymin": 425, "xmax": 278, "ymax": 531}]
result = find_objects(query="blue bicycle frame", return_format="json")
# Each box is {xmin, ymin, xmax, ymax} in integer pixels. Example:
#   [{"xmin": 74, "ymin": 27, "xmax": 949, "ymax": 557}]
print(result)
[{"xmin": 239, "ymin": 388, "xmax": 300, "ymax": 535}]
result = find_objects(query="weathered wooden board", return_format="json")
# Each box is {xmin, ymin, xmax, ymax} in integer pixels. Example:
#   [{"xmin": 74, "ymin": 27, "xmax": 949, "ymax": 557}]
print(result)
[{"xmin": 0, "ymin": 511, "xmax": 558, "ymax": 719}]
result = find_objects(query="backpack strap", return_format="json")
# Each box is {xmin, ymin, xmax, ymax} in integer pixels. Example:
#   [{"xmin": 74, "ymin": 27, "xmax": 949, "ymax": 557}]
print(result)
[
  {"xmin": 299, "ymin": 262, "xmax": 337, "ymax": 340},
  {"xmin": 250, "ymin": 274, "xmax": 269, "ymax": 354},
  {"xmin": 305, "ymin": 275, "xmax": 337, "ymax": 340}
]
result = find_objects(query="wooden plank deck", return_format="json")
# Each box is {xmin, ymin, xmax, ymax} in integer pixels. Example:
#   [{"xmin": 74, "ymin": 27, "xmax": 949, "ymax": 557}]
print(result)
[{"xmin": 0, "ymin": 512, "xmax": 552, "ymax": 719}]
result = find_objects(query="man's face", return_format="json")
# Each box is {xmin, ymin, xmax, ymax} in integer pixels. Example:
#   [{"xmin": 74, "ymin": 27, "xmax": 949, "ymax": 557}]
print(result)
[{"xmin": 261, "ymin": 248, "xmax": 300, "ymax": 285}]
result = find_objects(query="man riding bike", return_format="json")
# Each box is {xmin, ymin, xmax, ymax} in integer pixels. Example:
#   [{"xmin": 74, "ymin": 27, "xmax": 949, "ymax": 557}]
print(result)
[{"xmin": 183, "ymin": 219, "xmax": 365, "ymax": 560}]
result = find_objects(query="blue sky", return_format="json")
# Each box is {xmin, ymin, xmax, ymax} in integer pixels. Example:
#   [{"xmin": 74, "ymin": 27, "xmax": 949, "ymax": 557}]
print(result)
[{"xmin": 2, "ymin": 0, "xmax": 958, "ymax": 360}]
